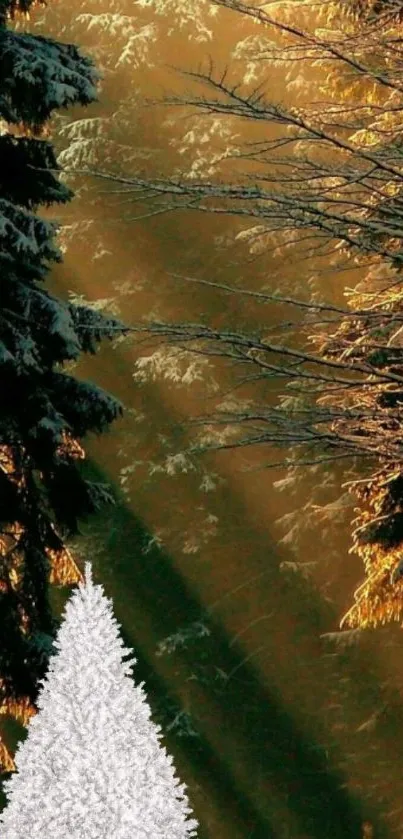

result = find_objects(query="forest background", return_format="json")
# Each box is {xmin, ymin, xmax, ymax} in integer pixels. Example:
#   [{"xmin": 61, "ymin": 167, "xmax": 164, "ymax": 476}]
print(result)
[{"xmin": 3, "ymin": 0, "xmax": 403, "ymax": 838}]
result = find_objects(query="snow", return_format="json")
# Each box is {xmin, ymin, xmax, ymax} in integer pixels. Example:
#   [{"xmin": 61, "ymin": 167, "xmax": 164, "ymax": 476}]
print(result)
[
  {"xmin": 0, "ymin": 340, "xmax": 14, "ymax": 365},
  {"xmin": 0, "ymin": 562, "xmax": 198, "ymax": 839},
  {"xmin": 1, "ymin": 30, "xmax": 99, "ymax": 118},
  {"xmin": 47, "ymin": 299, "xmax": 81, "ymax": 359},
  {"xmin": 0, "ymin": 198, "xmax": 60, "ymax": 263}
]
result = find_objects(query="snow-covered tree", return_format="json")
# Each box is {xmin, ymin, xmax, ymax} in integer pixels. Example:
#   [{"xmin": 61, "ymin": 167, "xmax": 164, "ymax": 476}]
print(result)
[
  {"xmin": 0, "ymin": 0, "xmax": 127, "ymax": 754},
  {"xmin": 0, "ymin": 562, "xmax": 198, "ymax": 838}
]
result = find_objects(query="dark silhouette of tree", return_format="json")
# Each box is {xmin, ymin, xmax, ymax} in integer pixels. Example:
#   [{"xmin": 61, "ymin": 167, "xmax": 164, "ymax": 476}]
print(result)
[{"xmin": 0, "ymin": 0, "xmax": 126, "ymax": 767}]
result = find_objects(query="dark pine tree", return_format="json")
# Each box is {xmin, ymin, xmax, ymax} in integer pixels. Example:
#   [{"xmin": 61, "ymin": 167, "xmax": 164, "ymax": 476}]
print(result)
[{"xmin": 0, "ymin": 0, "xmax": 126, "ymax": 754}]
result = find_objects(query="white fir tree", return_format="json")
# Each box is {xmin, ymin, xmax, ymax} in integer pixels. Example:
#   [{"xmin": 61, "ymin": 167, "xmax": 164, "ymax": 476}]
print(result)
[{"xmin": 0, "ymin": 563, "xmax": 198, "ymax": 839}]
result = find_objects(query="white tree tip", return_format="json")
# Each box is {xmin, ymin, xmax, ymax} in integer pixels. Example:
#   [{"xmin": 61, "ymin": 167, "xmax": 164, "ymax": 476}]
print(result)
[{"xmin": 84, "ymin": 562, "xmax": 93, "ymax": 585}]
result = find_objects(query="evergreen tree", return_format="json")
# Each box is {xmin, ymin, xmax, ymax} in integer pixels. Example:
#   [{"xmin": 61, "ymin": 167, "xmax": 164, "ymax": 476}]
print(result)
[
  {"xmin": 0, "ymin": 562, "xmax": 198, "ymax": 838},
  {"xmin": 0, "ymin": 0, "xmax": 126, "ymax": 755}
]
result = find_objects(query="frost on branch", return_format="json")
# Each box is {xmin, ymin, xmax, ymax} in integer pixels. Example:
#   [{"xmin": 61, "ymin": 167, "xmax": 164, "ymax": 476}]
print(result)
[
  {"xmin": 0, "ymin": 199, "xmax": 60, "ymax": 270},
  {"xmin": 168, "ymin": 116, "xmax": 241, "ymax": 181},
  {"xmin": 135, "ymin": 0, "xmax": 218, "ymax": 41},
  {"xmin": 0, "ymin": 30, "xmax": 99, "ymax": 127},
  {"xmin": 0, "ymin": 562, "xmax": 198, "ymax": 839},
  {"xmin": 76, "ymin": 14, "xmax": 157, "ymax": 70},
  {"xmin": 133, "ymin": 345, "xmax": 218, "ymax": 390}
]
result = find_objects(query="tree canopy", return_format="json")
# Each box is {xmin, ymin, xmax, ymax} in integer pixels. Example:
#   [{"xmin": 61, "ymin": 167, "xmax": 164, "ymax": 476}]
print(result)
[
  {"xmin": 79, "ymin": 0, "xmax": 403, "ymax": 631},
  {"xmin": 0, "ymin": 0, "xmax": 126, "ymax": 767}
]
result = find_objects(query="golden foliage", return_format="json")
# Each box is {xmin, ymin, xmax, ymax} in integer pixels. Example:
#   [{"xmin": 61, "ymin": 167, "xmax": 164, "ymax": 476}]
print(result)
[
  {"xmin": 56, "ymin": 432, "xmax": 85, "ymax": 462},
  {"xmin": 0, "ymin": 736, "xmax": 15, "ymax": 774},
  {"xmin": 318, "ymin": 272, "xmax": 403, "ymax": 628},
  {"xmin": 340, "ymin": 542, "xmax": 403, "ymax": 629},
  {"xmin": 299, "ymin": 0, "xmax": 403, "ymax": 631},
  {"xmin": 47, "ymin": 543, "xmax": 83, "ymax": 587},
  {"xmin": 0, "ymin": 446, "xmax": 13, "ymax": 475},
  {"xmin": 0, "ymin": 693, "xmax": 36, "ymax": 728},
  {"xmin": 0, "ymin": 445, "xmax": 25, "ymax": 489},
  {"xmin": 341, "ymin": 467, "xmax": 403, "ymax": 628}
]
